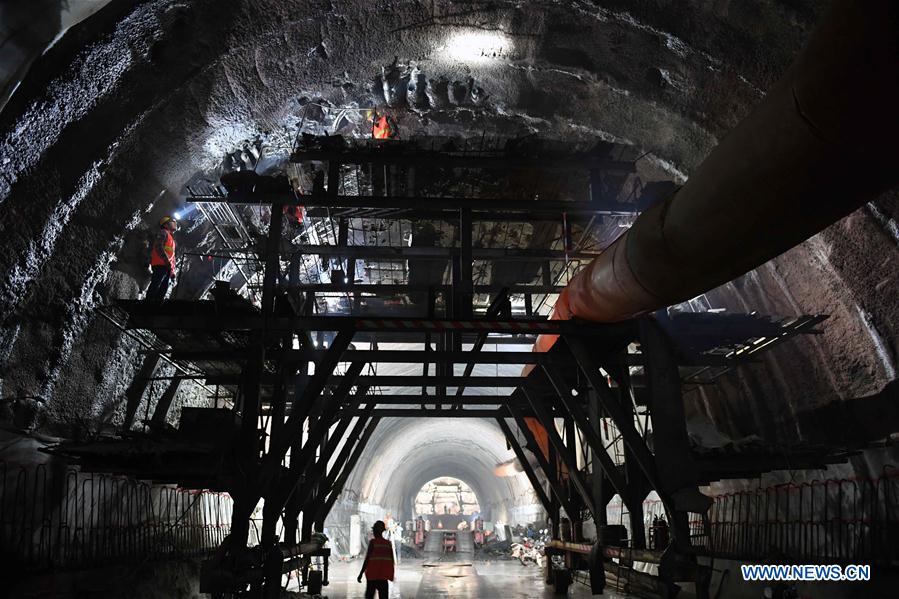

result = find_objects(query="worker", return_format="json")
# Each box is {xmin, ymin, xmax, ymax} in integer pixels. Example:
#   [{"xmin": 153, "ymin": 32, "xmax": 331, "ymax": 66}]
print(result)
[
  {"xmin": 390, "ymin": 520, "xmax": 403, "ymax": 565},
  {"xmin": 357, "ymin": 520, "xmax": 394, "ymax": 599},
  {"xmin": 372, "ymin": 114, "xmax": 394, "ymax": 139},
  {"xmin": 146, "ymin": 215, "xmax": 178, "ymax": 301},
  {"xmin": 280, "ymin": 204, "xmax": 304, "ymax": 290}
]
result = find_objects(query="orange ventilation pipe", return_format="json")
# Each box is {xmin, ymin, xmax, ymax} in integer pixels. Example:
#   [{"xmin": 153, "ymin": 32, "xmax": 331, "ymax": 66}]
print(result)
[{"xmin": 534, "ymin": 0, "xmax": 899, "ymax": 357}]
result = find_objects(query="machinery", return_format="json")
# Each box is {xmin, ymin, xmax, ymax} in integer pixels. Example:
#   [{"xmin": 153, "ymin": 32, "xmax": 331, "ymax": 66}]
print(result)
[
  {"xmin": 199, "ymin": 539, "xmax": 330, "ymax": 597},
  {"xmin": 472, "ymin": 518, "xmax": 485, "ymax": 548},
  {"xmin": 442, "ymin": 531, "xmax": 457, "ymax": 553},
  {"xmin": 414, "ymin": 517, "xmax": 427, "ymax": 550}
]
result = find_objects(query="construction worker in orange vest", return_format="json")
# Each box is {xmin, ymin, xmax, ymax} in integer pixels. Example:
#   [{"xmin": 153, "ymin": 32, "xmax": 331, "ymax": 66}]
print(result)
[
  {"xmin": 146, "ymin": 215, "xmax": 178, "ymax": 301},
  {"xmin": 372, "ymin": 113, "xmax": 394, "ymax": 139},
  {"xmin": 357, "ymin": 520, "xmax": 394, "ymax": 599}
]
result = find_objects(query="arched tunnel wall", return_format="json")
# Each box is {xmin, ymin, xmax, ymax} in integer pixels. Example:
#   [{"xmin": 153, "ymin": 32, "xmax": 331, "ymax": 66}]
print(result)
[
  {"xmin": 325, "ymin": 417, "xmax": 543, "ymax": 551},
  {"xmin": 0, "ymin": 0, "xmax": 893, "ymax": 448},
  {"xmin": 0, "ymin": 1, "xmax": 896, "ymax": 593},
  {"xmin": 0, "ymin": 0, "xmax": 826, "ymax": 429}
]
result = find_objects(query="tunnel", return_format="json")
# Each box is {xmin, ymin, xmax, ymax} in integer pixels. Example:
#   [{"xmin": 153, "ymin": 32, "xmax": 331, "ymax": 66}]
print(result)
[{"xmin": 0, "ymin": 1, "xmax": 898, "ymax": 598}]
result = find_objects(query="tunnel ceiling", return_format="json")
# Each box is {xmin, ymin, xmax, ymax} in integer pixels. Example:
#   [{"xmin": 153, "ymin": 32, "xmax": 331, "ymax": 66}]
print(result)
[{"xmin": 0, "ymin": 0, "xmax": 896, "ymax": 475}]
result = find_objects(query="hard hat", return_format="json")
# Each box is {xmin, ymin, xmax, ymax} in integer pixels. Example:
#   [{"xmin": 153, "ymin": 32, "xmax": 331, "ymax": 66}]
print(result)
[{"xmin": 159, "ymin": 215, "xmax": 177, "ymax": 226}]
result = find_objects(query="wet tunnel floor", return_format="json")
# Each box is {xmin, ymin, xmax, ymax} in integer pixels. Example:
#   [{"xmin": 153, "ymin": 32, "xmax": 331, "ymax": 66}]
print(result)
[
  {"xmin": 313, "ymin": 539, "xmax": 626, "ymax": 599},
  {"xmin": 322, "ymin": 558, "xmax": 614, "ymax": 598}
]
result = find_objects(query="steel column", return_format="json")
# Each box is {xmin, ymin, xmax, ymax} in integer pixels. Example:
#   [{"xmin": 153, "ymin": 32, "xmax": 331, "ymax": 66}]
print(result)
[
  {"xmin": 520, "ymin": 388, "xmax": 596, "ymax": 515},
  {"xmin": 455, "ymin": 289, "xmax": 510, "ymax": 400},
  {"xmin": 262, "ymin": 202, "xmax": 284, "ymax": 316},
  {"xmin": 149, "ymin": 376, "xmax": 182, "ymax": 428},
  {"xmin": 496, "ymin": 418, "xmax": 553, "ymax": 514},
  {"xmin": 293, "ymin": 402, "xmax": 376, "ymax": 514},
  {"xmin": 565, "ymin": 338, "xmax": 666, "ymax": 501},
  {"xmin": 122, "ymin": 352, "xmax": 160, "ymax": 430},
  {"xmin": 639, "ymin": 317, "xmax": 712, "ymax": 549},
  {"xmin": 541, "ymin": 364, "xmax": 629, "ymax": 501},
  {"xmin": 314, "ymin": 417, "xmax": 381, "ymax": 523},
  {"xmin": 256, "ymin": 332, "xmax": 352, "ymax": 499},
  {"xmin": 275, "ymin": 361, "xmax": 365, "ymax": 506},
  {"xmin": 506, "ymin": 403, "xmax": 578, "ymax": 519}
]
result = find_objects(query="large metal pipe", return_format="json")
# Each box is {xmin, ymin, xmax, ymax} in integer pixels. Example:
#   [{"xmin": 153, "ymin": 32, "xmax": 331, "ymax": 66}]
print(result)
[{"xmin": 539, "ymin": 0, "xmax": 898, "ymax": 347}]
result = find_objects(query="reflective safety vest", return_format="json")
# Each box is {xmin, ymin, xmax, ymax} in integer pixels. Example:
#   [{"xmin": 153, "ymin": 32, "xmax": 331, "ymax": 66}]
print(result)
[
  {"xmin": 365, "ymin": 537, "xmax": 394, "ymax": 581},
  {"xmin": 282, "ymin": 204, "xmax": 304, "ymax": 223},
  {"xmin": 150, "ymin": 229, "xmax": 176, "ymax": 274},
  {"xmin": 372, "ymin": 115, "xmax": 393, "ymax": 139}
]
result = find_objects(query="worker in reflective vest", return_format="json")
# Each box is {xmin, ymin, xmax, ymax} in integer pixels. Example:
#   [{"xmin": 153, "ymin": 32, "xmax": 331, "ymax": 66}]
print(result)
[
  {"xmin": 372, "ymin": 114, "xmax": 394, "ymax": 139},
  {"xmin": 146, "ymin": 215, "xmax": 178, "ymax": 301},
  {"xmin": 357, "ymin": 520, "xmax": 394, "ymax": 599}
]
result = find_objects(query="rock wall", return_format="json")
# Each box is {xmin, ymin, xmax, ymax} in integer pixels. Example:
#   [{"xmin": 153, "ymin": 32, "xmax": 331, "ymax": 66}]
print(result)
[{"xmin": 0, "ymin": 0, "xmax": 895, "ymax": 487}]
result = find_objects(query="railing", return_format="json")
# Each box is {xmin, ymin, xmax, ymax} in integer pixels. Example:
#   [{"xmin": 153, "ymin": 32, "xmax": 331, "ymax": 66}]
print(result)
[
  {"xmin": 605, "ymin": 468, "xmax": 899, "ymax": 564},
  {"xmin": 707, "ymin": 469, "xmax": 899, "ymax": 564},
  {"xmin": 0, "ymin": 461, "xmax": 232, "ymax": 571}
]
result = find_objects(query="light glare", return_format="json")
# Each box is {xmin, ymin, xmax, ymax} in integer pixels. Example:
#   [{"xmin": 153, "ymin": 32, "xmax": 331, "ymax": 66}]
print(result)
[{"xmin": 443, "ymin": 31, "xmax": 511, "ymax": 64}]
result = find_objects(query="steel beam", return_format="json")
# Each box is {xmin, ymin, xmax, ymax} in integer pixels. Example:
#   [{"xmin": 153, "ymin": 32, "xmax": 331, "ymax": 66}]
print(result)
[
  {"xmin": 207, "ymin": 373, "xmax": 530, "ymax": 387},
  {"xmin": 300, "ymin": 404, "xmax": 376, "ymax": 513},
  {"xmin": 149, "ymin": 377, "xmax": 183, "ymax": 428},
  {"xmin": 305, "ymin": 206, "xmax": 609, "ymax": 222},
  {"xmin": 168, "ymin": 334, "xmax": 536, "ymax": 351},
  {"xmin": 343, "ymin": 349, "xmax": 551, "ymax": 364},
  {"xmin": 496, "ymin": 417, "xmax": 553, "ymax": 513},
  {"xmin": 587, "ymin": 388, "xmax": 608, "ymax": 527},
  {"xmin": 331, "ymin": 394, "xmax": 519, "ymax": 405},
  {"xmin": 167, "ymin": 348, "xmax": 647, "ymax": 367},
  {"xmin": 262, "ymin": 202, "xmax": 284, "ymax": 316},
  {"xmin": 248, "ymin": 282, "xmax": 566, "ymax": 294},
  {"xmin": 230, "ymin": 336, "xmax": 265, "ymax": 546},
  {"xmin": 317, "ymin": 386, "xmax": 372, "ymax": 468},
  {"xmin": 283, "ymin": 400, "xmax": 373, "ymax": 542},
  {"xmin": 290, "ymin": 364, "xmax": 362, "ymax": 540},
  {"xmin": 265, "ymin": 400, "xmax": 564, "ymax": 415},
  {"xmin": 273, "ymin": 368, "xmax": 365, "ymax": 544},
  {"xmin": 457, "ymin": 207, "xmax": 474, "ymax": 320},
  {"xmin": 290, "ymin": 147, "xmax": 636, "ymax": 172},
  {"xmin": 565, "ymin": 336, "xmax": 675, "ymax": 547},
  {"xmin": 346, "ymin": 332, "xmax": 539, "ymax": 345},
  {"xmin": 256, "ymin": 332, "xmax": 352, "ymax": 495},
  {"xmin": 639, "ymin": 318, "xmax": 712, "ymax": 549},
  {"xmin": 192, "ymin": 192, "xmax": 628, "ymax": 214},
  {"xmin": 639, "ymin": 318, "xmax": 707, "ymax": 499},
  {"xmin": 456, "ymin": 289, "xmax": 510, "ymax": 399},
  {"xmin": 124, "ymin": 313, "xmax": 607, "ymax": 334},
  {"xmin": 276, "ymin": 245, "xmax": 602, "ymax": 261},
  {"xmin": 329, "ymin": 375, "xmax": 527, "ymax": 387},
  {"xmin": 275, "ymin": 360, "xmax": 365, "ymax": 502},
  {"xmin": 314, "ymin": 417, "xmax": 381, "ymax": 523},
  {"xmin": 267, "ymin": 360, "xmax": 293, "ymax": 446},
  {"xmin": 520, "ymin": 387, "xmax": 596, "ymax": 517},
  {"xmin": 335, "ymin": 408, "xmax": 505, "ymax": 418},
  {"xmin": 565, "ymin": 337, "xmax": 664, "ymax": 494},
  {"xmin": 540, "ymin": 364, "xmax": 629, "ymax": 502},
  {"xmin": 506, "ymin": 403, "xmax": 578, "ymax": 519},
  {"xmin": 122, "ymin": 352, "xmax": 160, "ymax": 430}
]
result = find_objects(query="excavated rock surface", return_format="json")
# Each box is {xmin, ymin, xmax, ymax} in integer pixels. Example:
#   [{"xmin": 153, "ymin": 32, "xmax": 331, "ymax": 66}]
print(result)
[{"xmin": 0, "ymin": 0, "xmax": 895, "ymax": 464}]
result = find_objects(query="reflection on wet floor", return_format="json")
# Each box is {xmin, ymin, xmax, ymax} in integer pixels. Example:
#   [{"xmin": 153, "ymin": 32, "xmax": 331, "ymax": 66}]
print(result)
[{"xmin": 321, "ymin": 551, "xmax": 624, "ymax": 598}]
